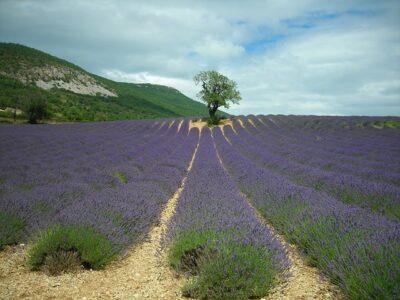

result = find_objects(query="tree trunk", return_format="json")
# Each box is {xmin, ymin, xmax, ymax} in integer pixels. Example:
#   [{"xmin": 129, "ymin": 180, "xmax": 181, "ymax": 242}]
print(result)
[{"xmin": 208, "ymin": 103, "xmax": 218, "ymax": 118}]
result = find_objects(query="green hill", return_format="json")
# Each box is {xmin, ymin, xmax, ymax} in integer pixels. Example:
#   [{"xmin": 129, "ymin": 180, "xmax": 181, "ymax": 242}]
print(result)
[{"xmin": 0, "ymin": 43, "xmax": 211, "ymax": 122}]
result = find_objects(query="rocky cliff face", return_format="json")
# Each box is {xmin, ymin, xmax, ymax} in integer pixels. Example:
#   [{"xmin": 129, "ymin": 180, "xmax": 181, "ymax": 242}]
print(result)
[{"xmin": 0, "ymin": 64, "xmax": 117, "ymax": 97}]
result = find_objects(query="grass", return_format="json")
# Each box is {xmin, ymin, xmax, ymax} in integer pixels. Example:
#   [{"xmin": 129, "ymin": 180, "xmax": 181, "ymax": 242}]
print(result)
[
  {"xmin": 168, "ymin": 229, "xmax": 278, "ymax": 299},
  {"xmin": 356, "ymin": 120, "xmax": 400, "ymax": 128},
  {"xmin": 27, "ymin": 224, "xmax": 115, "ymax": 273},
  {"xmin": 103, "ymin": 210, "xmax": 132, "ymax": 235},
  {"xmin": 33, "ymin": 201, "xmax": 52, "ymax": 213},
  {"xmin": 114, "ymin": 171, "xmax": 128, "ymax": 184},
  {"xmin": 372, "ymin": 120, "xmax": 400, "ymax": 128},
  {"xmin": 42, "ymin": 250, "xmax": 82, "ymax": 275},
  {"xmin": 295, "ymin": 175, "xmax": 399, "ymax": 221},
  {"xmin": 313, "ymin": 181, "xmax": 325, "ymax": 191},
  {"xmin": 19, "ymin": 183, "xmax": 36, "ymax": 191},
  {"xmin": 339, "ymin": 191, "xmax": 400, "ymax": 221},
  {"xmin": 168, "ymin": 230, "xmax": 217, "ymax": 274},
  {"xmin": 207, "ymin": 115, "xmax": 221, "ymax": 126},
  {"xmin": 0, "ymin": 211, "xmax": 25, "ymax": 249}
]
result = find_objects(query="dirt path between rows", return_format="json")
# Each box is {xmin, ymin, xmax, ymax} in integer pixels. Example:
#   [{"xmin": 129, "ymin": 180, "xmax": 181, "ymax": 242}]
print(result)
[
  {"xmin": 214, "ymin": 128, "xmax": 342, "ymax": 300},
  {"xmin": 0, "ymin": 131, "xmax": 201, "ymax": 300}
]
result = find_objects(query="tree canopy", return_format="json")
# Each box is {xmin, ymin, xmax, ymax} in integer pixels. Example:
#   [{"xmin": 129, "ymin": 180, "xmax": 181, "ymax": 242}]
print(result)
[
  {"xmin": 27, "ymin": 99, "xmax": 49, "ymax": 124},
  {"xmin": 194, "ymin": 70, "xmax": 241, "ymax": 119}
]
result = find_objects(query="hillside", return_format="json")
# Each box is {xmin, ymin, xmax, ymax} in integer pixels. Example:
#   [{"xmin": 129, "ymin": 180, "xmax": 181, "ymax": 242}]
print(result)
[{"xmin": 0, "ymin": 43, "xmax": 210, "ymax": 122}]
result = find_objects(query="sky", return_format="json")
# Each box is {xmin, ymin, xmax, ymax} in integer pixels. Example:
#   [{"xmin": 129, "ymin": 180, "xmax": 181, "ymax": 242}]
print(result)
[{"xmin": 0, "ymin": 0, "xmax": 399, "ymax": 116}]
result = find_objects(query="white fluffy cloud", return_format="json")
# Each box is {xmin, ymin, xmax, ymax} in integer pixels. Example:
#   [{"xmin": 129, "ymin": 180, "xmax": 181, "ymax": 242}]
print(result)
[
  {"xmin": 228, "ymin": 16, "xmax": 400, "ymax": 115},
  {"xmin": 0, "ymin": 0, "xmax": 399, "ymax": 115},
  {"xmin": 194, "ymin": 37, "xmax": 244, "ymax": 60},
  {"xmin": 103, "ymin": 69, "xmax": 195, "ymax": 97}
]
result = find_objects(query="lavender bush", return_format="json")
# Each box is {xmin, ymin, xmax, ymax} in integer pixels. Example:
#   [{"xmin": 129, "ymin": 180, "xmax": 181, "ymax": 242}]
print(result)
[
  {"xmin": 0, "ymin": 119, "xmax": 198, "ymax": 253},
  {"xmin": 1, "ymin": 115, "xmax": 399, "ymax": 298},
  {"xmin": 164, "ymin": 128, "xmax": 287, "ymax": 299},
  {"xmin": 214, "ymin": 125, "xmax": 400, "ymax": 299},
  {"xmin": 228, "ymin": 119, "xmax": 400, "ymax": 220}
]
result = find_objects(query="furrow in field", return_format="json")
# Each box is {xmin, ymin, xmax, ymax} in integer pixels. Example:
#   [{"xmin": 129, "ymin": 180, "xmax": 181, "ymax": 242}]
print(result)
[
  {"xmin": 252, "ymin": 116, "xmax": 400, "ymax": 169},
  {"xmin": 253, "ymin": 115, "xmax": 399, "ymax": 160},
  {"xmin": 243, "ymin": 115, "xmax": 400, "ymax": 180},
  {"xmin": 0, "ymin": 120, "xmax": 193, "ymax": 241},
  {"xmin": 0, "ymin": 127, "xmax": 201, "ymax": 300},
  {"xmin": 213, "ymin": 126, "xmax": 400, "ymax": 298},
  {"xmin": 163, "ymin": 127, "xmax": 287, "ymax": 299},
  {"xmin": 0, "ymin": 119, "xmax": 173, "ymax": 194},
  {"xmin": 213, "ymin": 129, "xmax": 341, "ymax": 299},
  {"xmin": 244, "ymin": 116, "xmax": 400, "ymax": 183},
  {"xmin": 224, "ymin": 122, "xmax": 400, "ymax": 220}
]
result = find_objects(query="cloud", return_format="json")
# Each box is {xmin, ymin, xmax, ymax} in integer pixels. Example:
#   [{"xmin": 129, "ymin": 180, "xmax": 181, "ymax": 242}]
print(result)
[
  {"xmin": 227, "ymin": 10, "xmax": 400, "ymax": 116},
  {"xmin": 0, "ymin": 0, "xmax": 399, "ymax": 115},
  {"xmin": 194, "ymin": 37, "xmax": 244, "ymax": 60},
  {"xmin": 103, "ymin": 69, "xmax": 195, "ymax": 97}
]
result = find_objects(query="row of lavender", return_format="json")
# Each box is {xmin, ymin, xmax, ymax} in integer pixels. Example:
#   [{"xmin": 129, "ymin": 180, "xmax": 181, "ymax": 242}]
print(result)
[
  {"xmin": 253, "ymin": 115, "xmax": 400, "ymax": 171},
  {"xmin": 0, "ymin": 119, "xmax": 168, "ymax": 193},
  {"xmin": 1, "ymin": 115, "xmax": 399, "ymax": 297},
  {"xmin": 214, "ymin": 117, "xmax": 400, "ymax": 298},
  {"xmin": 0, "ymin": 119, "xmax": 198, "ymax": 251},
  {"xmin": 163, "ymin": 128, "xmax": 288, "ymax": 298},
  {"xmin": 232, "ymin": 116, "xmax": 400, "ymax": 220}
]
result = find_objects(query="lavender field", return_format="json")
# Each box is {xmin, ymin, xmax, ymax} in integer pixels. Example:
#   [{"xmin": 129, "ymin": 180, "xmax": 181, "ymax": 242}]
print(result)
[{"xmin": 1, "ymin": 115, "xmax": 399, "ymax": 299}]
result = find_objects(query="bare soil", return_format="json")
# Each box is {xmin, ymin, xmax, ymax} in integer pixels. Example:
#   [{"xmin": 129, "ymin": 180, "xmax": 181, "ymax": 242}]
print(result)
[{"xmin": 188, "ymin": 118, "xmax": 233, "ymax": 131}]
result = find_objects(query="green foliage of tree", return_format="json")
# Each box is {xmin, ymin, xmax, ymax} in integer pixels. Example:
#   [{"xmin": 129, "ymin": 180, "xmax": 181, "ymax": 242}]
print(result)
[
  {"xmin": 194, "ymin": 70, "xmax": 241, "ymax": 120},
  {"xmin": 27, "ymin": 99, "xmax": 49, "ymax": 124}
]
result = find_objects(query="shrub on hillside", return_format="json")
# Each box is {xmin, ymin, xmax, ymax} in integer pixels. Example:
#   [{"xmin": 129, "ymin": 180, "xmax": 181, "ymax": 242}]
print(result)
[
  {"xmin": 27, "ymin": 100, "xmax": 49, "ymax": 124},
  {"xmin": 27, "ymin": 224, "xmax": 115, "ymax": 275}
]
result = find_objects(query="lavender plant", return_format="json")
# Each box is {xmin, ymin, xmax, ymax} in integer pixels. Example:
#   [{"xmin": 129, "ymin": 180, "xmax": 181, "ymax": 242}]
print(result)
[
  {"xmin": 1, "ymin": 115, "xmax": 399, "ymax": 298},
  {"xmin": 227, "ymin": 120, "xmax": 400, "ymax": 220},
  {"xmin": 164, "ymin": 128, "xmax": 287, "ymax": 299},
  {"xmin": 214, "ymin": 126, "xmax": 400, "ymax": 299},
  {"xmin": 0, "ymin": 119, "xmax": 198, "ymax": 254}
]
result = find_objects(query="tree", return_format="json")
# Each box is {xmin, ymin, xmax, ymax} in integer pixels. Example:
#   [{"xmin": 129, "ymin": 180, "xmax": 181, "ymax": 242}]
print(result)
[
  {"xmin": 13, "ymin": 95, "xmax": 21, "ymax": 123},
  {"xmin": 27, "ymin": 100, "xmax": 49, "ymax": 124},
  {"xmin": 194, "ymin": 70, "xmax": 241, "ymax": 121}
]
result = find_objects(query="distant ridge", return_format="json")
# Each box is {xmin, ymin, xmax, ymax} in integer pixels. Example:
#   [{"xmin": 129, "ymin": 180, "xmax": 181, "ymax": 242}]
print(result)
[{"xmin": 0, "ymin": 43, "xmax": 210, "ymax": 122}]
